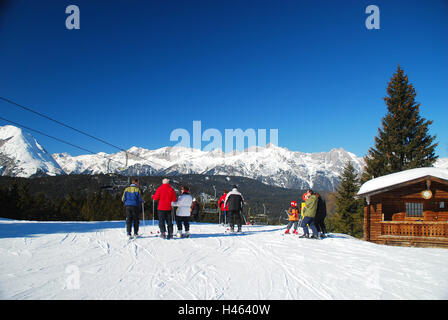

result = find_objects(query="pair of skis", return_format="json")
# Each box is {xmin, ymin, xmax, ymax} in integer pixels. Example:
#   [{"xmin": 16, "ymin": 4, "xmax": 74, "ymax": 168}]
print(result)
[
  {"xmin": 281, "ymin": 230, "xmax": 324, "ymax": 240},
  {"xmin": 125, "ymin": 233, "xmax": 145, "ymax": 244},
  {"xmin": 282, "ymin": 231, "xmax": 300, "ymax": 236},
  {"xmin": 176, "ymin": 232, "xmax": 191, "ymax": 239},
  {"xmin": 157, "ymin": 233, "xmax": 191, "ymax": 240},
  {"xmin": 224, "ymin": 226, "xmax": 246, "ymax": 235}
]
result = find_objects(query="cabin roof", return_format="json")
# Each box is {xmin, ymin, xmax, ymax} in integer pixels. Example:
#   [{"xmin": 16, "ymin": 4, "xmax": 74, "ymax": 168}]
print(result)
[{"xmin": 357, "ymin": 167, "xmax": 448, "ymax": 197}]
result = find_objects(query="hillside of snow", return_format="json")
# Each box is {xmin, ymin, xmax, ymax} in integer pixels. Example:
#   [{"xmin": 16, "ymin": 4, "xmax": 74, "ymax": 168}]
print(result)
[
  {"xmin": 0, "ymin": 125, "xmax": 64, "ymax": 177},
  {"xmin": 1, "ymin": 218, "xmax": 447, "ymax": 300}
]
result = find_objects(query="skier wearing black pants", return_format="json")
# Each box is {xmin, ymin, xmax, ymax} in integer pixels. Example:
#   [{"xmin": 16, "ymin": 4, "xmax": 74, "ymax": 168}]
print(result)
[
  {"xmin": 315, "ymin": 193, "xmax": 328, "ymax": 236},
  {"xmin": 191, "ymin": 198, "xmax": 200, "ymax": 222},
  {"xmin": 228, "ymin": 210, "xmax": 242, "ymax": 232},
  {"xmin": 172, "ymin": 186, "xmax": 193, "ymax": 237},
  {"xmin": 125, "ymin": 206, "xmax": 140, "ymax": 236},
  {"xmin": 158, "ymin": 210, "xmax": 173, "ymax": 237},
  {"xmin": 224, "ymin": 185, "xmax": 245, "ymax": 232},
  {"xmin": 152, "ymin": 178, "xmax": 177, "ymax": 239},
  {"xmin": 122, "ymin": 178, "xmax": 143, "ymax": 237}
]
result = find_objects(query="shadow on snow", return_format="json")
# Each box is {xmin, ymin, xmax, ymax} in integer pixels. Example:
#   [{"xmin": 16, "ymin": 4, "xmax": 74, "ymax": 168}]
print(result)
[
  {"xmin": 0, "ymin": 220, "xmax": 127, "ymax": 239},
  {"xmin": 0, "ymin": 219, "xmax": 286, "ymax": 239}
]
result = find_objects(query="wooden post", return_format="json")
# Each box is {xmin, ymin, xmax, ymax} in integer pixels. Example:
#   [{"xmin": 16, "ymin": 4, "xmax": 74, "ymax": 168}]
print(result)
[{"xmin": 364, "ymin": 205, "xmax": 370, "ymax": 241}]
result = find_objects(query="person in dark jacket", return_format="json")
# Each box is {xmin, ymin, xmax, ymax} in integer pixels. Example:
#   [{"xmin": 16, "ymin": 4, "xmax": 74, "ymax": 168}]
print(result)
[
  {"xmin": 122, "ymin": 178, "xmax": 143, "ymax": 237},
  {"xmin": 191, "ymin": 198, "xmax": 200, "ymax": 222},
  {"xmin": 315, "ymin": 192, "xmax": 328, "ymax": 237},
  {"xmin": 224, "ymin": 185, "xmax": 245, "ymax": 232}
]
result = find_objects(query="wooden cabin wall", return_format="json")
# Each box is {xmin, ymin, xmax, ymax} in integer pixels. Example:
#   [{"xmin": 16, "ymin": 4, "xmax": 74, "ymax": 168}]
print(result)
[
  {"xmin": 369, "ymin": 180, "xmax": 448, "ymax": 222},
  {"xmin": 364, "ymin": 203, "xmax": 382, "ymax": 241}
]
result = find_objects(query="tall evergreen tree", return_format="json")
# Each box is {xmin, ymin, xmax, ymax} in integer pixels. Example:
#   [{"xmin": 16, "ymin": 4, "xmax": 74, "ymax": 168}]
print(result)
[
  {"xmin": 363, "ymin": 65, "xmax": 438, "ymax": 181},
  {"xmin": 328, "ymin": 161, "xmax": 364, "ymax": 238}
]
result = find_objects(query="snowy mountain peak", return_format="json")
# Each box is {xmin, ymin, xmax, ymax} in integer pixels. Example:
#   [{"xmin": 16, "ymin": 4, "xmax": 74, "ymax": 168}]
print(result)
[{"xmin": 0, "ymin": 125, "xmax": 65, "ymax": 177}]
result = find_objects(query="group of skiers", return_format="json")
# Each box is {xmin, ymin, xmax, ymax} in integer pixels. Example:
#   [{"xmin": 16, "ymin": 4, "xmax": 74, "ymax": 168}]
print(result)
[
  {"xmin": 122, "ymin": 178, "xmax": 327, "ymax": 239},
  {"xmin": 285, "ymin": 189, "xmax": 327, "ymax": 239},
  {"xmin": 217, "ymin": 187, "xmax": 246, "ymax": 233},
  {"xmin": 121, "ymin": 178, "xmax": 245, "ymax": 239}
]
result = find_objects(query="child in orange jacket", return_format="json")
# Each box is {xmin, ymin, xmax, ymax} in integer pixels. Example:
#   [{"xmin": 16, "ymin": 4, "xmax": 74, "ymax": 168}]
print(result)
[{"xmin": 285, "ymin": 201, "xmax": 300, "ymax": 234}]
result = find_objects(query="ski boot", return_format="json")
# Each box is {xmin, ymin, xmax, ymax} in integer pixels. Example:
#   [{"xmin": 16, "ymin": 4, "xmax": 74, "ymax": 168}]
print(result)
[
  {"xmin": 185, "ymin": 231, "xmax": 190, "ymax": 238},
  {"xmin": 293, "ymin": 230, "xmax": 298, "ymax": 235},
  {"xmin": 160, "ymin": 232, "xmax": 166, "ymax": 239},
  {"xmin": 299, "ymin": 234, "xmax": 309, "ymax": 239},
  {"xmin": 176, "ymin": 231, "xmax": 183, "ymax": 238},
  {"xmin": 284, "ymin": 229, "xmax": 290, "ymax": 234}
]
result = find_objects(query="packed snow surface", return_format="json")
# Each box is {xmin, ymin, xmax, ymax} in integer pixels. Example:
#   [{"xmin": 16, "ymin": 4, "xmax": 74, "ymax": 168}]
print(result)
[
  {"xmin": 358, "ymin": 167, "xmax": 448, "ymax": 196},
  {"xmin": 1, "ymin": 219, "xmax": 447, "ymax": 300}
]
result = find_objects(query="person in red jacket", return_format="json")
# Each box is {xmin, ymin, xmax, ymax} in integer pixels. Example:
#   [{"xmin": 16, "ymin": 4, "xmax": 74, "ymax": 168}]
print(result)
[
  {"xmin": 218, "ymin": 190, "xmax": 229, "ymax": 225},
  {"xmin": 152, "ymin": 178, "xmax": 177, "ymax": 239}
]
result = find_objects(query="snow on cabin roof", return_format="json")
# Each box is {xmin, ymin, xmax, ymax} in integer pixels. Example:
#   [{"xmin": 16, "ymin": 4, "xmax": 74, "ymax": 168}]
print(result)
[{"xmin": 357, "ymin": 167, "xmax": 448, "ymax": 197}]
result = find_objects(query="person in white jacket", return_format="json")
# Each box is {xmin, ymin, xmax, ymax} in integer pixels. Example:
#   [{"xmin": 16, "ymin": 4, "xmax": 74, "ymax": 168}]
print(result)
[{"xmin": 171, "ymin": 185, "xmax": 193, "ymax": 238}]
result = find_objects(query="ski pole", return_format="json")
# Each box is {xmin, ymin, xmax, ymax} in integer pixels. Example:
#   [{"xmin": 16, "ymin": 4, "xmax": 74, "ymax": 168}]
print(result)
[
  {"xmin": 241, "ymin": 210, "xmax": 247, "ymax": 232},
  {"xmin": 152, "ymin": 199, "xmax": 155, "ymax": 227},
  {"xmin": 142, "ymin": 202, "xmax": 145, "ymax": 226}
]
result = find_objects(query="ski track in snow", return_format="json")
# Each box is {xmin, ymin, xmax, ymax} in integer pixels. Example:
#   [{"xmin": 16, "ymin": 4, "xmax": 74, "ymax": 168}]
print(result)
[{"xmin": 1, "ymin": 219, "xmax": 448, "ymax": 300}]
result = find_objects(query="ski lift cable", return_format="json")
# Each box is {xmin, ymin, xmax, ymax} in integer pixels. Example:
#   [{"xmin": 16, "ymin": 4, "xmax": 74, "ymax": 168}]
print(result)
[
  {"xmin": 0, "ymin": 115, "xmax": 128, "ymax": 169},
  {"xmin": 0, "ymin": 96, "xmax": 150, "ymax": 164}
]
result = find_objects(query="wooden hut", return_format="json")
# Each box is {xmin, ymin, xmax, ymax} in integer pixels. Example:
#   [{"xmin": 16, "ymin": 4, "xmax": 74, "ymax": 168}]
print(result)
[{"xmin": 357, "ymin": 167, "xmax": 448, "ymax": 248}]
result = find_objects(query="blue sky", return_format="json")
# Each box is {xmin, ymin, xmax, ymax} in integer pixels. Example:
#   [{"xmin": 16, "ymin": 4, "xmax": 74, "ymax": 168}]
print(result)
[{"xmin": 0, "ymin": 0, "xmax": 447, "ymax": 158}]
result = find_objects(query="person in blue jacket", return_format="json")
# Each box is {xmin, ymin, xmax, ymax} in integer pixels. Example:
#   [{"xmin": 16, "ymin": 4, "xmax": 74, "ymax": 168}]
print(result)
[{"xmin": 122, "ymin": 178, "xmax": 144, "ymax": 237}]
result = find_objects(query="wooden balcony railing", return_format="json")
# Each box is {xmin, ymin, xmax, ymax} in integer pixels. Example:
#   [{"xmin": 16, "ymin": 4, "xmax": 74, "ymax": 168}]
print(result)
[{"xmin": 381, "ymin": 221, "xmax": 448, "ymax": 238}]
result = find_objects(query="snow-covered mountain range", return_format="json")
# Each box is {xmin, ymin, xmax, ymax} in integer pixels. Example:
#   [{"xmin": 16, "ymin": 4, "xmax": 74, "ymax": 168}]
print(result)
[
  {"xmin": 53, "ymin": 145, "xmax": 365, "ymax": 191},
  {"xmin": 1, "ymin": 124, "xmax": 447, "ymax": 191}
]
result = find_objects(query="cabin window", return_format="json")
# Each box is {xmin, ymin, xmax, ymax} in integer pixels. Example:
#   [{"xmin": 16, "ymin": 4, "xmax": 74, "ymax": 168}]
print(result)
[
  {"xmin": 440, "ymin": 202, "xmax": 445, "ymax": 209},
  {"xmin": 406, "ymin": 202, "xmax": 423, "ymax": 217}
]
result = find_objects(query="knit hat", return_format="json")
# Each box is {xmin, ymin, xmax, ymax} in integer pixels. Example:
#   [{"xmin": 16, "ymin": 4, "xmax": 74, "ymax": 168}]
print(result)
[{"xmin": 162, "ymin": 178, "xmax": 170, "ymax": 184}]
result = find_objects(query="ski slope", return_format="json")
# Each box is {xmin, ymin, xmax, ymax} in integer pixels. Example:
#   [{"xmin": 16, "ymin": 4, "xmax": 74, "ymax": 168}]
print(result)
[{"xmin": 1, "ymin": 218, "xmax": 447, "ymax": 300}]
